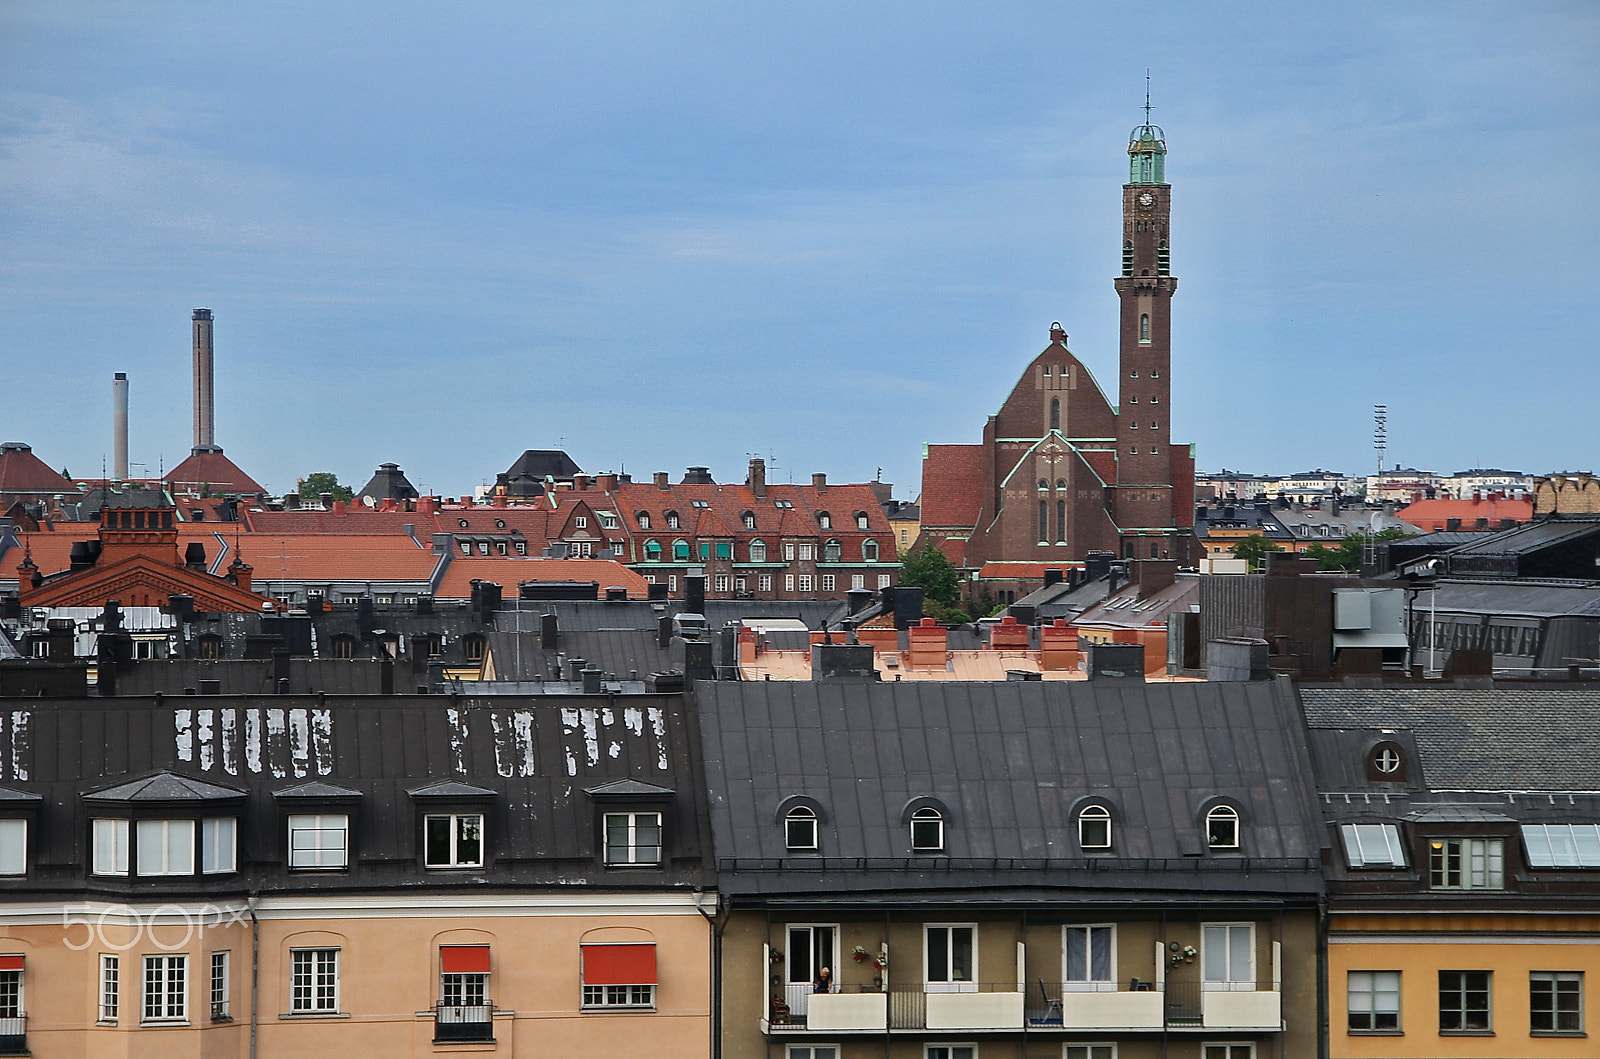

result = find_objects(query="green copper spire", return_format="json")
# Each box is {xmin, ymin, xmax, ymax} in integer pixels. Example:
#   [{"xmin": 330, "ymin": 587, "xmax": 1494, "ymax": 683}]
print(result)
[{"xmin": 1128, "ymin": 77, "xmax": 1167, "ymax": 184}]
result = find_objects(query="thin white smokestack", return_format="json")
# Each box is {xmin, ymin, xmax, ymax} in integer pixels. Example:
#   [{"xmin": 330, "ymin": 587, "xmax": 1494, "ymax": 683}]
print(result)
[
  {"xmin": 192, "ymin": 307, "xmax": 217, "ymax": 453},
  {"xmin": 112, "ymin": 372, "xmax": 129, "ymax": 481}
]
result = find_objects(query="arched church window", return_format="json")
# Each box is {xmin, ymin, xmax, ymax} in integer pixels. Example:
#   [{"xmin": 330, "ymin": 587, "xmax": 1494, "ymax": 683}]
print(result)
[
  {"xmin": 1055, "ymin": 479, "xmax": 1066, "ymax": 490},
  {"xmin": 1049, "ymin": 398, "xmax": 1060, "ymax": 431},
  {"xmin": 1038, "ymin": 479, "xmax": 1048, "ymax": 491},
  {"xmin": 1056, "ymin": 501, "xmax": 1067, "ymax": 543},
  {"xmin": 1139, "ymin": 314, "xmax": 1150, "ymax": 343}
]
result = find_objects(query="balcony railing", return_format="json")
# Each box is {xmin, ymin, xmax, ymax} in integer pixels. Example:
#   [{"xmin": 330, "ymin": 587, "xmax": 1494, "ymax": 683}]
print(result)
[
  {"xmin": 0, "ymin": 1015, "xmax": 24, "ymax": 1057},
  {"xmin": 1026, "ymin": 982, "xmax": 1165, "ymax": 1030},
  {"xmin": 434, "ymin": 1002, "xmax": 495, "ymax": 1042}
]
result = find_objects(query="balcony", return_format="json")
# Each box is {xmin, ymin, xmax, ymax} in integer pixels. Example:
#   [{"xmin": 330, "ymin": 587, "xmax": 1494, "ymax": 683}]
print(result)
[
  {"xmin": 434, "ymin": 1002, "xmax": 495, "ymax": 1043},
  {"xmin": 0, "ymin": 1015, "xmax": 23, "ymax": 1056},
  {"xmin": 1026, "ymin": 983, "xmax": 1164, "ymax": 1030},
  {"xmin": 922, "ymin": 985, "xmax": 1026, "ymax": 1031},
  {"xmin": 1161, "ymin": 983, "xmax": 1281, "ymax": 1031}
]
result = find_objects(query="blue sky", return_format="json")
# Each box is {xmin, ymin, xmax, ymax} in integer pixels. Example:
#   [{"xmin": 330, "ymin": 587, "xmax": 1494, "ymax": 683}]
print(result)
[{"xmin": 3, "ymin": 1, "xmax": 1596, "ymax": 499}]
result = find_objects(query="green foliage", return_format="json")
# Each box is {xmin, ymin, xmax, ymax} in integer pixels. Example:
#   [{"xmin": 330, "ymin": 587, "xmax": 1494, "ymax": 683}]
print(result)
[
  {"xmin": 1308, "ymin": 527, "xmax": 1419, "ymax": 572},
  {"xmin": 898, "ymin": 541, "xmax": 962, "ymax": 607},
  {"xmin": 298, "ymin": 472, "xmax": 354, "ymax": 502},
  {"xmin": 1229, "ymin": 533, "xmax": 1283, "ymax": 571},
  {"xmin": 922, "ymin": 598, "xmax": 973, "ymax": 626}
]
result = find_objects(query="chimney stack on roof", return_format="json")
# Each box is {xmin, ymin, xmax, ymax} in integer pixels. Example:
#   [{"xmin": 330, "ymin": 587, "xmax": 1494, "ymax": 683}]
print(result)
[
  {"xmin": 812, "ymin": 472, "xmax": 827, "ymax": 491},
  {"xmin": 748, "ymin": 457, "xmax": 766, "ymax": 499},
  {"xmin": 191, "ymin": 309, "xmax": 220, "ymax": 455},
  {"xmin": 112, "ymin": 372, "xmax": 129, "ymax": 481}
]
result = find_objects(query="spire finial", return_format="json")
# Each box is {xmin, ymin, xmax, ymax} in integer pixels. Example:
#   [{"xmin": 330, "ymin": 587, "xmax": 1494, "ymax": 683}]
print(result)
[{"xmin": 1144, "ymin": 71, "xmax": 1152, "ymax": 126}]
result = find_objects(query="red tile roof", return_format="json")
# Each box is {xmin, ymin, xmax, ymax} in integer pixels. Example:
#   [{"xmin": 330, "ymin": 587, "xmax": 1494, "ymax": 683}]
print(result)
[
  {"xmin": 920, "ymin": 445, "xmax": 985, "ymax": 528},
  {"xmin": 244, "ymin": 509, "xmax": 429, "ymax": 534},
  {"xmin": 1398, "ymin": 496, "xmax": 1534, "ymax": 532},
  {"xmin": 976, "ymin": 561, "xmax": 1085, "ymax": 579},
  {"xmin": 0, "ymin": 443, "xmax": 76, "ymax": 496},
  {"xmin": 167, "ymin": 451, "xmax": 266, "ymax": 495},
  {"xmin": 434, "ymin": 557, "xmax": 648, "ymax": 599},
  {"xmin": 230, "ymin": 534, "xmax": 438, "ymax": 583}
]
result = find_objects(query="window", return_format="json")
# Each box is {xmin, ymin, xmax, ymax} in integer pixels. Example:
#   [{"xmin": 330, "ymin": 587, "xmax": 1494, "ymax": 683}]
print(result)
[
  {"xmin": 202, "ymin": 818, "xmax": 235, "ymax": 874},
  {"xmin": 784, "ymin": 574, "xmax": 795, "ymax": 592},
  {"xmin": 785, "ymin": 806, "xmax": 818, "ymax": 850},
  {"xmin": 749, "ymin": 539, "xmax": 767, "ymax": 563},
  {"xmin": 637, "ymin": 512, "xmax": 650, "ymax": 530},
  {"xmin": 878, "ymin": 574, "xmax": 891, "ymax": 589},
  {"xmin": 799, "ymin": 543, "xmax": 814, "ymax": 561},
  {"xmin": 289, "ymin": 814, "xmax": 349, "ymax": 869},
  {"xmin": 1530, "ymin": 971, "xmax": 1582, "ymax": 1033},
  {"xmin": 1050, "ymin": 397, "xmax": 1061, "ymax": 430},
  {"xmin": 818, "ymin": 513, "xmax": 831, "ymax": 529},
  {"xmin": 464, "ymin": 635, "xmax": 486, "ymax": 663},
  {"xmin": 1078, "ymin": 806, "xmax": 1112, "ymax": 849},
  {"xmin": 331, "ymin": 635, "xmax": 355, "ymax": 659},
  {"xmin": 604, "ymin": 811, "xmax": 662, "ymax": 865},
  {"xmin": 668, "ymin": 575, "xmax": 677, "ymax": 593},
  {"xmin": 665, "ymin": 512, "xmax": 680, "ymax": 530},
  {"xmin": 1206, "ymin": 806, "xmax": 1240, "ymax": 849},
  {"xmin": 438, "ymin": 946, "xmax": 492, "ymax": 1040},
  {"xmin": 1066, "ymin": 1048, "xmax": 1115, "ymax": 1059},
  {"xmin": 290, "ymin": 948, "xmax": 339, "ymax": 1014},
  {"xmin": 1347, "ymin": 970, "xmax": 1400, "ymax": 1031},
  {"xmin": 851, "ymin": 575, "xmax": 864, "ymax": 590},
  {"xmin": 1522, "ymin": 824, "xmax": 1600, "ymax": 867},
  {"xmin": 100, "ymin": 954, "xmax": 119, "ymax": 1023},
  {"xmin": 1202, "ymin": 923, "xmax": 1254, "ymax": 989},
  {"xmin": 925, "ymin": 925, "xmax": 975, "ymax": 991},
  {"xmin": 855, "ymin": 512, "xmax": 869, "ymax": 529},
  {"xmin": 911, "ymin": 807, "xmax": 944, "ymax": 851},
  {"xmin": 1039, "ymin": 500, "xmax": 1049, "ymax": 543},
  {"xmin": 1340, "ymin": 823, "xmax": 1407, "ymax": 868},
  {"xmin": 1202, "ymin": 1047, "xmax": 1253, "ymax": 1059},
  {"xmin": 788, "ymin": 1048, "xmax": 838, "ymax": 1059},
  {"xmin": 798, "ymin": 575, "xmax": 813, "ymax": 593},
  {"xmin": 1368, "ymin": 743, "xmax": 1405, "ymax": 780},
  {"xmin": 0, "ymin": 958, "xmax": 20, "ymax": 1035},
  {"xmin": 1429, "ymin": 837, "xmax": 1503, "ymax": 890},
  {"xmin": 735, "ymin": 577, "xmax": 746, "ymax": 593},
  {"xmin": 94, "ymin": 818, "xmax": 130, "ymax": 875},
  {"xmin": 672, "ymin": 539, "xmax": 690, "ymax": 561},
  {"xmin": 821, "ymin": 574, "xmax": 835, "ymax": 592},
  {"xmin": 143, "ymin": 954, "xmax": 186, "ymax": 1022},
  {"xmin": 425, "ymin": 814, "xmax": 483, "ymax": 868},
  {"xmin": 1057, "ymin": 500, "xmax": 1067, "ymax": 543},
  {"xmin": 643, "ymin": 538, "xmax": 662, "ymax": 561},
  {"xmin": 0, "ymin": 820, "xmax": 23, "ymax": 876},
  {"xmin": 581, "ymin": 944, "xmax": 656, "ymax": 1009},
  {"xmin": 600, "ymin": 513, "xmax": 618, "ymax": 529},
  {"xmin": 1139, "ymin": 314, "xmax": 1150, "ymax": 343},
  {"xmin": 822, "ymin": 539, "xmax": 841, "ymax": 561},
  {"xmin": 210, "ymin": 951, "xmax": 230, "ymax": 1021},
  {"xmin": 784, "ymin": 542, "xmax": 796, "ymax": 561},
  {"xmin": 137, "ymin": 819, "xmax": 195, "ymax": 876},
  {"xmin": 1064, "ymin": 925, "xmax": 1114, "ymax": 989},
  {"xmin": 927, "ymin": 1047, "xmax": 975, "ymax": 1059},
  {"xmin": 1438, "ymin": 970, "xmax": 1491, "ymax": 1032},
  {"xmin": 774, "ymin": 499, "xmax": 794, "ymax": 509},
  {"xmin": 743, "ymin": 511, "xmax": 757, "ymax": 529},
  {"xmin": 760, "ymin": 575, "xmax": 773, "ymax": 593},
  {"xmin": 715, "ymin": 574, "xmax": 729, "ymax": 592},
  {"xmin": 862, "ymin": 539, "xmax": 878, "ymax": 561}
]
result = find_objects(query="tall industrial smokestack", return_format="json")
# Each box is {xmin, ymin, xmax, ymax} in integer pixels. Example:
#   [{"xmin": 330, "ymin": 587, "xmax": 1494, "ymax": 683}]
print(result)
[
  {"xmin": 112, "ymin": 372, "xmax": 129, "ymax": 481},
  {"xmin": 191, "ymin": 308, "xmax": 219, "ymax": 454}
]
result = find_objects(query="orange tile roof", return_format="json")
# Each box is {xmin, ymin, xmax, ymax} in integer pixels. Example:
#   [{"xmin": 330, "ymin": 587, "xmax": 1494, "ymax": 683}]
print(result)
[
  {"xmin": 244, "ymin": 509, "xmax": 428, "ymax": 534},
  {"xmin": 976, "ymin": 561, "xmax": 1086, "ymax": 579},
  {"xmin": 0, "ymin": 443, "xmax": 76, "ymax": 496},
  {"xmin": 434, "ymin": 557, "xmax": 648, "ymax": 599},
  {"xmin": 1398, "ymin": 496, "xmax": 1533, "ymax": 531},
  {"xmin": 166, "ymin": 451, "xmax": 265, "ymax": 495},
  {"xmin": 919, "ymin": 445, "xmax": 985, "ymax": 527},
  {"xmin": 232, "ymin": 534, "xmax": 438, "ymax": 583}
]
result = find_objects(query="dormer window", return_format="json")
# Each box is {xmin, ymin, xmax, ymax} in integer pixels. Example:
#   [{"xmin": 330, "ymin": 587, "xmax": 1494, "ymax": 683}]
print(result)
[
  {"xmin": 587, "ymin": 779, "xmax": 673, "ymax": 869},
  {"xmin": 1340, "ymin": 823, "xmax": 1407, "ymax": 868},
  {"xmin": 748, "ymin": 539, "xmax": 766, "ymax": 563},
  {"xmin": 910, "ymin": 807, "xmax": 944, "ymax": 852},
  {"xmin": 823, "ymin": 539, "xmax": 841, "ymax": 562},
  {"xmin": 84, "ymin": 773, "xmax": 245, "ymax": 878},
  {"xmin": 636, "ymin": 512, "xmax": 651, "ymax": 530},
  {"xmin": 665, "ymin": 512, "xmax": 680, "ymax": 530},
  {"xmin": 1367, "ymin": 741, "xmax": 1407, "ymax": 782},
  {"xmin": 1429, "ymin": 837, "xmax": 1503, "ymax": 890},
  {"xmin": 742, "ymin": 511, "xmax": 756, "ymax": 529},
  {"xmin": 1206, "ymin": 805, "xmax": 1240, "ymax": 849},
  {"xmin": 862, "ymin": 539, "xmax": 879, "ymax": 562},
  {"xmin": 784, "ymin": 806, "xmax": 818, "ymax": 850},
  {"xmin": 1078, "ymin": 805, "xmax": 1112, "ymax": 849},
  {"xmin": 855, "ymin": 512, "xmax": 869, "ymax": 529},
  {"xmin": 408, "ymin": 780, "xmax": 496, "ymax": 870},
  {"xmin": 817, "ymin": 512, "xmax": 831, "ymax": 529}
]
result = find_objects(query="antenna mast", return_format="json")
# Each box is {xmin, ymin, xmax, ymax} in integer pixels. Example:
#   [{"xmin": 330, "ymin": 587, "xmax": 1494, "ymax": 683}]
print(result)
[{"xmin": 1373, "ymin": 404, "xmax": 1388, "ymax": 476}]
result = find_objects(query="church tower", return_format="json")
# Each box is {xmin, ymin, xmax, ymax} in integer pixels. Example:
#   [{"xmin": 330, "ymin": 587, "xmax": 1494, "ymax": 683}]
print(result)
[{"xmin": 1112, "ymin": 111, "xmax": 1184, "ymax": 559}]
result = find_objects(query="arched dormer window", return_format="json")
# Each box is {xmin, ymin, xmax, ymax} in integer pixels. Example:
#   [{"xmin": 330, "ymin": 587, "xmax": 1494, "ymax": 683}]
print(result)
[
  {"xmin": 910, "ymin": 807, "xmax": 944, "ymax": 852},
  {"xmin": 822, "ymin": 539, "xmax": 841, "ymax": 562},
  {"xmin": 643, "ymin": 539, "xmax": 662, "ymax": 561},
  {"xmin": 748, "ymin": 539, "xmax": 766, "ymax": 563},
  {"xmin": 784, "ymin": 806, "xmax": 818, "ymax": 850},
  {"xmin": 741, "ymin": 511, "xmax": 756, "ymax": 530},
  {"xmin": 1078, "ymin": 804, "xmax": 1112, "ymax": 849},
  {"xmin": 1139, "ymin": 314, "xmax": 1150, "ymax": 344},
  {"xmin": 665, "ymin": 511, "xmax": 680, "ymax": 530},
  {"xmin": 854, "ymin": 511, "xmax": 869, "ymax": 530},
  {"xmin": 636, "ymin": 511, "xmax": 651, "ymax": 530},
  {"xmin": 1050, "ymin": 398, "xmax": 1061, "ymax": 431},
  {"xmin": 862, "ymin": 539, "xmax": 879, "ymax": 562},
  {"xmin": 671, "ymin": 539, "xmax": 690, "ymax": 561},
  {"xmin": 1367, "ymin": 741, "xmax": 1407, "ymax": 782},
  {"xmin": 817, "ymin": 512, "xmax": 831, "ymax": 529},
  {"xmin": 1206, "ymin": 805, "xmax": 1240, "ymax": 849}
]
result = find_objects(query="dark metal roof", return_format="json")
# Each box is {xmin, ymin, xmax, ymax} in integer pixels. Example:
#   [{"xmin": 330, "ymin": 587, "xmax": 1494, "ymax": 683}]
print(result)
[
  {"xmin": 697, "ymin": 679, "xmax": 1324, "ymax": 901},
  {"xmin": 1302, "ymin": 687, "xmax": 1600, "ymax": 791},
  {"xmin": 85, "ymin": 771, "xmax": 246, "ymax": 802}
]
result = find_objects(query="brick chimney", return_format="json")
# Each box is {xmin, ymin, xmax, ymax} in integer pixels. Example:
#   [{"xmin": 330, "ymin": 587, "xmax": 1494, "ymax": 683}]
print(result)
[
  {"xmin": 654, "ymin": 472, "xmax": 671, "ymax": 490},
  {"xmin": 748, "ymin": 458, "xmax": 767, "ymax": 499},
  {"xmin": 908, "ymin": 617, "xmax": 948, "ymax": 668},
  {"xmin": 227, "ymin": 555, "xmax": 253, "ymax": 592},
  {"xmin": 812, "ymin": 472, "xmax": 827, "ymax": 492}
]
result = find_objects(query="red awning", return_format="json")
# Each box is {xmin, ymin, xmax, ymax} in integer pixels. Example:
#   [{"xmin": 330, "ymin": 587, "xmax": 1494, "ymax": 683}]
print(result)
[
  {"xmin": 0, "ymin": 956, "xmax": 20, "ymax": 971},
  {"xmin": 440, "ymin": 946, "xmax": 490, "ymax": 974},
  {"xmin": 581, "ymin": 943, "xmax": 656, "ymax": 985}
]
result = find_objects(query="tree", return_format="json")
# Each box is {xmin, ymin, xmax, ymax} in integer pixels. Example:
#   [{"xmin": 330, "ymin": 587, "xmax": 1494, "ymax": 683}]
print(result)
[
  {"xmin": 1229, "ymin": 533, "xmax": 1283, "ymax": 572},
  {"xmin": 298, "ymin": 472, "xmax": 354, "ymax": 502},
  {"xmin": 898, "ymin": 541, "xmax": 962, "ymax": 608},
  {"xmin": 1308, "ymin": 528, "xmax": 1417, "ymax": 573}
]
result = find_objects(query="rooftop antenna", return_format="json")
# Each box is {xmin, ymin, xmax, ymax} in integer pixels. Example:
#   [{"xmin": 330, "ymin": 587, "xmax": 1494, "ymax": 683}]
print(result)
[{"xmin": 1373, "ymin": 404, "xmax": 1388, "ymax": 476}]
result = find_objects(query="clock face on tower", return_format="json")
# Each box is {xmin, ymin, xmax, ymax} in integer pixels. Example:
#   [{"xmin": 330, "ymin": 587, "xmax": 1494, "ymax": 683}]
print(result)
[{"xmin": 1137, "ymin": 191, "xmax": 1155, "ymax": 208}]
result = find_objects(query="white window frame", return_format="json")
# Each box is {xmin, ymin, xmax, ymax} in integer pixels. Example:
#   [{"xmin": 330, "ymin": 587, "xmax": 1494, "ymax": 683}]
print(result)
[
  {"xmin": 604, "ymin": 811, "xmax": 662, "ymax": 866},
  {"xmin": 877, "ymin": 574, "xmax": 891, "ymax": 589},
  {"xmin": 785, "ymin": 575, "xmax": 795, "ymax": 592},
  {"xmin": 759, "ymin": 574, "xmax": 773, "ymax": 593},
  {"xmin": 1206, "ymin": 806, "xmax": 1240, "ymax": 849},
  {"xmin": 821, "ymin": 574, "xmax": 835, "ymax": 592},
  {"xmin": 581, "ymin": 981, "xmax": 656, "ymax": 1009},
  {"xmin": 288, "ymin": 814, "xmax": 349, "ymax": 870},
  {"xmin": 424, "ymin": 813, "xmax": 484, "ymax": 869},
  {"xmin": 851, "ymin": 574, "xmax": 865, "ymax": 590},
  {"xmin": 911, "ymin": 807, "xmax": 944, "ymax": 852},
  {"xmin": 99, "ymin": 953, "xmax": 119, "ymax": 1023},
  {"xmin": 1063, "ymin": 925, "xmax": 1116, "ymax": 991},
  {"xmin": 136, "ymin": 819, "xmax": 196, "ymax": 876},
  {"xmin": 714, "ymin": 574, "xmax": 729, "ymax": 593},
  {"xmin": 1340, "ymin": 823, "xmax": 1407, "ymax": 868},
  {"xmin": 785, "ymin": 806, "xmax": 818, "ymax": 851},
  {"xmin": 784, "ymin": 542, "xmax": 796, "ymax": 561},
  {"xmin": 1202, "ymin": 923, "xmax": 1255, "ymax": 991},
  {"xmin": 1078, "ymin": 806, "xmax": 1112, "ymax": 850},
  {"xmin": 924, "ymin": 924, "xmax": 977, "ymax": 993},
  {"xmin": 210, "ymin": 950, "xmax": 230, "ymax": 1021},
  {"xmin": 142, "ymin": 953, "xmax": 187, "ymax": 1023},
  {"xmin": 799, "ymin": 543, "xmax": 815, "ymax": 561},
  {"xmin": 289, "ymin": 947, "xmax": 340, "ymax": 1014},
  {"xmin": 0, "ymin": 819, "xmax": 25, "ymax": 876},
  {"xmin": 0, "ymin": 966, "xmax": 20, "ymax": 1023},
  {"xmin": 201, "ymin": 817, "xmax": 236, "ymax": 874},
  {"xmin": 798, "ymin": 575, "xmax": 813, "ymax": 593},
  {"xmin": 93, "ymin": 818, "xmax": 130, "ymax": 875}
]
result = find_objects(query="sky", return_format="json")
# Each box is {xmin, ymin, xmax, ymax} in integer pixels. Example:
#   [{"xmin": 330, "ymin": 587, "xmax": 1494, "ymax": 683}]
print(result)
[{"xmin": 3, "ymin": 1, "xmax": 1597, "ymax": 500}]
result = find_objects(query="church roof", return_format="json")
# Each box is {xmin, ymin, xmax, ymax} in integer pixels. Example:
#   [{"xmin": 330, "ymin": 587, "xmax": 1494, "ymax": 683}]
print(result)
[{"xmin": 919, "ymin": 444, "xmax": 985, "ymax": 528}]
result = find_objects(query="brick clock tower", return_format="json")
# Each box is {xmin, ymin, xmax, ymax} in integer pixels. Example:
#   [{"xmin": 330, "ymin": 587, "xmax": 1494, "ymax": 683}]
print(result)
[{"xmin": 1112, "ymin": 117, "xmax": 1191, "ymax": 561}]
